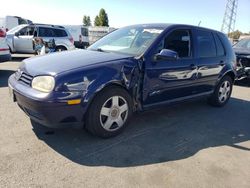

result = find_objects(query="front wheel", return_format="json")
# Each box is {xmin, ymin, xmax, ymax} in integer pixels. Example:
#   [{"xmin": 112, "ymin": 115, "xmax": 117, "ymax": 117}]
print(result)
[
  {"xmin": 85, "ymin": 87, "xmax": 133, "ymax": 138},
  {"xmin": 208, "ymin": 75, "xmax": 233, "ymax": 107}
]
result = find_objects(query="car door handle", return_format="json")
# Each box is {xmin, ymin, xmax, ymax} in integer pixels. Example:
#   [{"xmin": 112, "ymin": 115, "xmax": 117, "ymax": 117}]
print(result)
[{"xmin": 190, "ymin": 64, "xmax": 197, "ymax": 70}]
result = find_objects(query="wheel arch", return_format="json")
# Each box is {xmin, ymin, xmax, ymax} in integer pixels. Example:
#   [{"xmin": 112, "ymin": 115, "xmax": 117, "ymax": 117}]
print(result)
[
  {"xmin": 55, "ymin": 45, "xmax": 67, "ymax": 51},
  {"xmin": 87, "ymin": 81, "xmax": 132, "ymax": 107},
  {"xmin": 220, "ymin": 70, "xmax": 236, "ymax": 82},
  {"xmin": 82, "ymin": 82, "xmax": 134, "ymax": 124}
]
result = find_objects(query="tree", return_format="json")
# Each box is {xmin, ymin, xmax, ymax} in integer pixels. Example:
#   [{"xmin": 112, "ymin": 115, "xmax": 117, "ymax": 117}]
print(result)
[
  {"xmin": 94, "ymin": 8, "xmax": 109, "ymax": 27},
  {"xmin": 83, "ymin": 15, "xmax": 91, "ymax": 26},
  {"xmin": 94, "ymin": 16, "xmax": 100, "ymax": 26},
  {"xmin": 99, "ymin": 8, "xmax": 109, "ymax": 27},
  {"xmin": 228, "ymin": 30, "xmax": 242, "ymax": 39}
]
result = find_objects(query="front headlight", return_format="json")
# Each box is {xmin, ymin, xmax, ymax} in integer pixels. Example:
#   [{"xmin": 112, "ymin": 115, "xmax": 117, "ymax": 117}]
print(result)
[{"xmin": 32, "ymin": 76, "xmax": 55, "ymax": 93}]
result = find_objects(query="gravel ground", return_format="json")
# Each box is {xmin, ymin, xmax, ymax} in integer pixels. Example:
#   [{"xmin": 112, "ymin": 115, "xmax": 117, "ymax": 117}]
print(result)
[{"xmin": 0, "ymin": 57, "xmax": 250, "ymax": 188}]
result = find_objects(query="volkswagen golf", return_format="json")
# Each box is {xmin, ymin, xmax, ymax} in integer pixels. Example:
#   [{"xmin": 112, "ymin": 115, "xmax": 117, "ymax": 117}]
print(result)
[{"xmin": 9, "ymin": 24, "xmax": 237, "ymax": 138}]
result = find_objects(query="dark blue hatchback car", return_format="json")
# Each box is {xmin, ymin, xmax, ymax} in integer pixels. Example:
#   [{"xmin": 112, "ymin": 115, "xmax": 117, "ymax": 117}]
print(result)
[{"xmin": 9, "ymin": 24, "xmax": 237, "ymax": 138}]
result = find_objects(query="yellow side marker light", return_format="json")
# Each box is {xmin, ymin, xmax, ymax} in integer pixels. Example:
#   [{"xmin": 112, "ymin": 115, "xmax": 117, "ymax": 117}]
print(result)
[{"xmin": 67, "ymin": 99, "xmax": 81, "ymax": 105}]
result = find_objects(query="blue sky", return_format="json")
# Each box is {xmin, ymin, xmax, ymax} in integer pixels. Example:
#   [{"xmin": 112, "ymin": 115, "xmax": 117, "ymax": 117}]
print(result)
[{"xmin": 1, "ymin": 0, "xmax": 250, "ymax": 32}]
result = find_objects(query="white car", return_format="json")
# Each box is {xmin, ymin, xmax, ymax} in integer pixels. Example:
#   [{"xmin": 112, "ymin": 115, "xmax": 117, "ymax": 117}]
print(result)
[
  {"xmin": 6, "ymin": 24, "xmax": 75, "ymax": 54},
  {"xmin": 0, "ymin": 28, "xmax": 11, "ymax": 62}
]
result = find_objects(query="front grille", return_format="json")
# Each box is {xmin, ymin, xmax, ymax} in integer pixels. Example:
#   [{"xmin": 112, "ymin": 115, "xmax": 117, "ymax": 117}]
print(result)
[{"xmin": 16, "ymin": 71, "xmax": 33, "ymax": 86}]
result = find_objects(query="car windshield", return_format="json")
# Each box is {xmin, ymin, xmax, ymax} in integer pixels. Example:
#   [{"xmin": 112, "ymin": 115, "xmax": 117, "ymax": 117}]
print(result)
[
  {"xmin": 88, "ymin": 25, "xmax": 164, "ymax": 56},
  {"xmin": 7, "ymin": 25, "xmax": 27, "ymax": 34},
  {"xmin": 234, "ymin": 38, "xmax": 250, "ymax": 49}
]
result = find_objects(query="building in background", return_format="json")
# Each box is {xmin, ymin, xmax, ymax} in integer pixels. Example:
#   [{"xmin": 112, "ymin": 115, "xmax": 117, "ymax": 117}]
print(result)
[
  {"xmin": 64, "ymin": 25, "xmax": 116, "ymax": 48},
  {"xmin": 239, "ymin": 35, "xmax": 250, "ymax": 40},
  {"xmin": 88, "ymin": 26, "xmax": 116, "ymax": 45}
]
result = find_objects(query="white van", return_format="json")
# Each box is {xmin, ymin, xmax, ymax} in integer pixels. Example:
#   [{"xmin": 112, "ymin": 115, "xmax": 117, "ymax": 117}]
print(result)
[
  {"xmin": 63, "ymin": 25, "xmax": 89, "ymax": 48},
  {"xmin": 0, "ymin": 16, "xmax": 32, "ymax": 32}
]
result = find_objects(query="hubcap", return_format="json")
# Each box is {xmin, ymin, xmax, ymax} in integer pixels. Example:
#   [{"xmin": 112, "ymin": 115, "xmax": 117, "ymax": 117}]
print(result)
[
  {"xmin": 100, "ymin": 96, "xmax": 128, "ymax": 132},
  {"xmin": 218, "ymin": 80, "xmax": 231, "ymax": 103}
]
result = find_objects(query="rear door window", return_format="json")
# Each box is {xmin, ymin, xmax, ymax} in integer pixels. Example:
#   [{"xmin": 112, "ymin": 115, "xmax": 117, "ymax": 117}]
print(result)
[
  {"xmin": 38, "ymin": 27, "xmax": 55, "ymax": 37},
  {"xmin": 196, "ymin": 30, "xmax": 216, "ymax": 58},
  {"xmin": 214, "ymin": 33, "xmax": 225, "ymax": 56},
  {"xmin": 54, "ymin": 29, "xmax": 67, "ymax": 37}
]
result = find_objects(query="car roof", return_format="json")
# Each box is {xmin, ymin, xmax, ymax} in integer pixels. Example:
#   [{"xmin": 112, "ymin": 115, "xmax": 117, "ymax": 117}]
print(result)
[{"xmin": 129, "ymin": 23, "xmax": 223, "ymax": 34}]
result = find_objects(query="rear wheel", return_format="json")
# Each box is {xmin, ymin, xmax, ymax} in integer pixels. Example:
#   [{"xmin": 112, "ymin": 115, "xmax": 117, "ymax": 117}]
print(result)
[
  {"xmin": 208, "ymin": 75, "xmax": 233, "ymax": 107},
  {"xmin": 85, "ymin": 86, "xmax": 133, "ymax": 138}
]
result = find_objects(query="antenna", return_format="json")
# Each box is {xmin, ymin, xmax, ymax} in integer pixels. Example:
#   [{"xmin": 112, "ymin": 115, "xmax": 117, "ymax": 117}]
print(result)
[{"xmin": 221, "ymin": 0, "xmax": 238, "ymax": 35}]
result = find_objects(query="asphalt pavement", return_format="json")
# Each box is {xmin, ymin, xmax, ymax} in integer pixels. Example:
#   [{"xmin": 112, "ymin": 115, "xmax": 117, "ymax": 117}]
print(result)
[{"xmin": 0, "ymin": 56, "xmax": 250, "ymax": 188}]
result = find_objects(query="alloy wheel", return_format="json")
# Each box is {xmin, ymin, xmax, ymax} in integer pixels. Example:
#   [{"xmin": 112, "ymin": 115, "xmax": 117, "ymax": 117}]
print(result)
[
  {"xmin": 100, "ymin": 96, "xmax": 128, "ymax": 132},
  {"xmin": 218, "ymin": 80, "xmax": 231, "ymax": 103}
]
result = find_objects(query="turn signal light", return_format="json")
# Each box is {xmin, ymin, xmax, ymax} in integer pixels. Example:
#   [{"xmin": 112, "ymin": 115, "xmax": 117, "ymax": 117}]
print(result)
[{"xmin": 67, "ymin": 99, "xmax": 81, "ymax": 105}]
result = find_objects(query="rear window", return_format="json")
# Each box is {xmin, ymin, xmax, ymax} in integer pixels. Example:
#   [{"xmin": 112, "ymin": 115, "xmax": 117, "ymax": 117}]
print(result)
[{"xmin": 196, "ymin": 30, "xmax": 216, "ymax": 58}]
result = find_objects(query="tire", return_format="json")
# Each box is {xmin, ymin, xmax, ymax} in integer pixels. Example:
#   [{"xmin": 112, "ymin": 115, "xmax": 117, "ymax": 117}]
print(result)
[
  {"xmin": 56, "ymin": 46, "xmax": 67, "ymax": 52},
  {"xmin": 85, "ymin": 86, "xmax": 133, "ymax": 138},
  {"xmin": 208, "ymin": 75, "xmax": 233, "ymax": 107}
]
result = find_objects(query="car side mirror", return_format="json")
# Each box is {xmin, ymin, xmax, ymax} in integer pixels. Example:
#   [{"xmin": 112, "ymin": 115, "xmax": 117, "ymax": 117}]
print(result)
[
  {"xmin": 15, "ymin": 32, "xmax": 19, "ymax": 37},
  {"xmin": 154, "ymin": 49, "xmax": 178, "ymax": 61}
]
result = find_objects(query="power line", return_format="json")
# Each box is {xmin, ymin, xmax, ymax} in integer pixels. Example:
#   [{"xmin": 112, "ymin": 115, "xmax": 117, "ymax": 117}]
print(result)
[{"xmin": 221, "ymin": 0, "xmax": 238, "ymax": 35}]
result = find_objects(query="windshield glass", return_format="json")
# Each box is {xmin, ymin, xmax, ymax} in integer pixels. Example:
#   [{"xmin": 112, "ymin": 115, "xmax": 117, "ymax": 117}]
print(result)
[
  {"xmin": 234, "ymin": 38, "xmax": 250, "ymax": 49},
  {"xmin": 7, "ymin": 25, "xmax": 27, "ymax": 34},
  {"xmin": 88, "ymin": 25, "xmax": 164, "ymax": 56}
]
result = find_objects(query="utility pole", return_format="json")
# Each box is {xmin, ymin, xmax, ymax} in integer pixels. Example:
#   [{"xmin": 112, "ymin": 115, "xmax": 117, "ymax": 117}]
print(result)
[{"xmin": 221, "ymin": 0, "xmax": 238, "ymax": 35}]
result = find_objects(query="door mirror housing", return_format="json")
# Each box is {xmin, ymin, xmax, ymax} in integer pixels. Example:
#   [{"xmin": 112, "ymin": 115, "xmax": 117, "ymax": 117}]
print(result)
[
  {"xmin": 15, "ymin": 32, "xmax": 19, "ymax": 37},
  {"xmin": 155, "ymin": 49, "xmax": 178, "ymax": 61}
]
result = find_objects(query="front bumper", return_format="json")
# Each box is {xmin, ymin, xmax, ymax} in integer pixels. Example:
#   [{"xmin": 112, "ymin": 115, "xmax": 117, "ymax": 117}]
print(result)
[{"xmin": 8, "ymin": 74, "xmax": 86, "ymax": 128}]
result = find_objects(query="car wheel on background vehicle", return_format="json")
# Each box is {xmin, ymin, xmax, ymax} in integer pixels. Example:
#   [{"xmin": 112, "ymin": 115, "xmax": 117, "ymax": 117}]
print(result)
[
  {"xmin": 85, "ymin": 86, "xmax": 133, "ymax": 138},
  {"xmin": 56, "ymin": 46, "xmax": 67, "ymax": 52},
  {"xmin": 208, "ymin": 75, "xmax": 233, "ymax": 107}
]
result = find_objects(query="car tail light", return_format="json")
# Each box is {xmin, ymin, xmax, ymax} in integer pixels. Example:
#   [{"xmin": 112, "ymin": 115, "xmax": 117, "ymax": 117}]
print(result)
[
  {"xmin": 69, "ymin": 37, "xmax": 74, "ymax": 44},
  {"xmin": 0, "ymin": 29, "xmax": 6, "ymax": 37}
]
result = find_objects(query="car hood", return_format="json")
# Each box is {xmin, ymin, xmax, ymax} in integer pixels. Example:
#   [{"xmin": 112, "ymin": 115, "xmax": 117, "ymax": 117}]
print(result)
[
  {"xmin": 22, "ymin": 49, "xmax": 133, "ymax": 76},
  {"xmin": 233, "ymin": 47, "xmax": 250, "ymax": 56}
]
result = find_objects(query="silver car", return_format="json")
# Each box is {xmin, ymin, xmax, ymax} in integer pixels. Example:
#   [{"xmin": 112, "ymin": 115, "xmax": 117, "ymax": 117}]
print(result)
[{"xmin": 6, "ymin": 24, "xmax": 75, "ymax": 53}]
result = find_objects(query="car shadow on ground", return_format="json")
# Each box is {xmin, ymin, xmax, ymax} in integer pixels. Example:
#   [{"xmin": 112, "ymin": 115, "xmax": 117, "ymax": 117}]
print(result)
[
  {"xmin": 11, "ymin": 55, "xmax": 31, "ymax": 62},
  {"xmin": 0, "ymin": 70, "xmax": 15, "ymax": 87},
  {"xmin": 31, "ymin": 97, "xmax": 250, "ymax": 167}
]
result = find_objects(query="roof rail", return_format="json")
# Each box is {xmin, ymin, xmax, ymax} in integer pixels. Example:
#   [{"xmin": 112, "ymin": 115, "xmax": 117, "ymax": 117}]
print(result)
[{"xmin": 29, "ymin": 23, "xmax": 65, "ymax": 29}]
